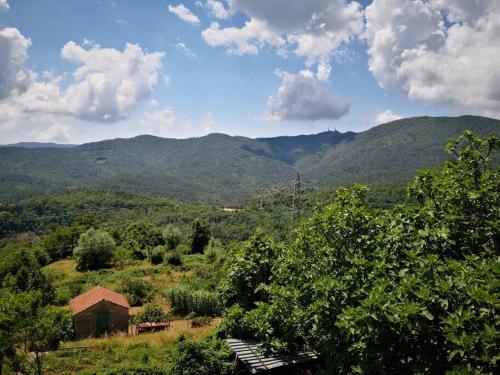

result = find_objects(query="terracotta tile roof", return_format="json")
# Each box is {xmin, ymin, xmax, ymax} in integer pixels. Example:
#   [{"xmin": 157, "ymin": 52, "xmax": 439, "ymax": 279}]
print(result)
[{"xmin": 69, "ymin": 285, "xmax": 130, "ymax": 315}]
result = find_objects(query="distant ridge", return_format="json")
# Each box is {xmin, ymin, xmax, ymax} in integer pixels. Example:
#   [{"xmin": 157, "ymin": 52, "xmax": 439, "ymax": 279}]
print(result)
[
  {"xmin": 0, "ymin": 115, "xmax": 498, "ymax": 203},
  {"xmin": 3, "ymin": 142, "xmax": 76, "ymax": 148}
]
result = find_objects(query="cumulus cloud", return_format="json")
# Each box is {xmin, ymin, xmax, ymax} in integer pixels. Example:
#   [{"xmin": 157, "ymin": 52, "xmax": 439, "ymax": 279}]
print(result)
[
  {"xmin": 0, "ymin": 40, "xmax": 164, "ymax": 124},
  {"xmin": 202, "ymin": 19, "xmax": 284, "ymax": 55},
  {"xmin": 373, "ymin": 109, "xmax": 402, "ymax": 124},
  {"xmin": 206, "ymin": 0, "xmax": 363, "ymax": 64},
  {"xmin": 365, "ymin": 0, "xmax": 500, "ymax": 115},
  {"xmin": 0, "ymin": 0, "xmax": 9, "ymax": 12},
  {"xmin": 197, "ymin": 0, "xmax": 230, "ymax": 19},
  {"xmin": 265, "ymin": 69, "xmax": 349, "ymax": 121},
  {"xmin": 0, "ymin": 27, "xmax": 35, "ymax": 100},
  {"xmin": 168, "ymin": 4, "xmax": 200, "ymax": 24},
  {"xmin": 142, "ymin": 108, "xmax": 176, "ymax": 128},
  {"xmin": 36, "ymin": 122, "xmax": 71, "ymax": 143},
  {"xmin": 316, "ymin": 62, "xmax": 331, "ymax": 82}
]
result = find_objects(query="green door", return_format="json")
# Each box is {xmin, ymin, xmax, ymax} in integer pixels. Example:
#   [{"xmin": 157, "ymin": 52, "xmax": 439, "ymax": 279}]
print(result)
[{"xmin": 96, "ymin": 312, "xmax": 109, "ymax": 335}]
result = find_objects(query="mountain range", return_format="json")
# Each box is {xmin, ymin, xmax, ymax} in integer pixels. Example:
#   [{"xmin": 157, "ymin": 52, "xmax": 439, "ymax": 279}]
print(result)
[{"xmin": 0, "ymin": 115, "xmax": 498, "ymax": 203}]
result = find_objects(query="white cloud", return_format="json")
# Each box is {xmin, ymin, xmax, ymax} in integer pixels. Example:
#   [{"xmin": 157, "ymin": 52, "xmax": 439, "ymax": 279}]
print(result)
[
  {"xmin": 199, "ymin": 0, "xmax": 230, "ymax": 19},
  {"xmin": 373, "ymin": 109, "xmax": 402, "ymax": 124},
  {"xmin": 175, "ymin": 42, "xmax": 197, "ymax": 58},
  {"xmin": 142, "ymin": 108, "xmax": 176, "ymax": 128},
  {"xmin": 0, "ymin": 40, "xmax": 164, "ymax": 124},
  {"xmin": 168, "ymin": 4, "xmax": 200, "ymax": 25},
  {"xmin": 201, "ymin": 111, "xmax": 216, "ymax": 133},
  {"xmin": 265, "ymin": 69, "xmax": 349, "ymax": 121},
  {"xmin": 148, "ymin": 99, "xmax": 159, "ymax": 108},
  {"xmin": 0, "ymin": 27, "xmax": 35, "ymax": 100},
  {"xmin": 36, "ymin": 122, "xmax": 71, "ymax": 143},
  {"xmin": 202, "ymin": 19, "xmax": 284, "ymax": 55},
  {"xmin": 316, "ymin": 62, "xmax": 331, "ymax": 82},
  {"xmin": 208, "ymin": 0, "xmax": 230, "ymax": 19},
  {"xmin": 0, "ymin": 0, "xmax": 9, "ymax": 12},
  {"xmin": 215, "ymin": 0, "xmax": 363, "ymax": 65},
  {"xmin": 365, "ymin": 0, "xmax": 500, "ymax": 115}
]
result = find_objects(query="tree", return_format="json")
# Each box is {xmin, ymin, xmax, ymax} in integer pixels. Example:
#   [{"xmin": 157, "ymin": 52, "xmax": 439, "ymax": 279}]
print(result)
[
  {"xmin": 119, "ymin": 279, "xmax": 153, "ymax": 307},
  {"xmin": 221, "ymin": 132, "xmax": 500, "ymax": 374},
  {"xmin": 113, "ymin": 246, "xmax": 131, "ymax": 270},
  {"xmin": 0, "ymin": 247, "xmax": 55, "ymax": 304},
  {"xmin": 219, "ymin": 231, "xmax": 279, "ymax": 310},
  {"xmin": 15, "ymin": 292, "xmax": 72, "ymax": 375},
  {"xmin": 0, "ymin": 290, "xmax": 16, "ymax": 375},
  {"xmin": 188, "ymin": 220, "xmax": 211, "ymax": 253},
  {"xmin": 122, "ymin": 221, "xmax": 164, "ymax": 259},
  {"xmin": 73, "ymin": 228, "xmax": 115, "ymax": 271},
  {"xmin": 133, "ymin": 303, "xmax": 169, "ymax": 324},
  {"xmin": 40, "ymin": 225, "xmax": 84, "ymax": 262},
  {"xmin": 162, "ymin": 224, "xmax": 182, "ymax": 250}
]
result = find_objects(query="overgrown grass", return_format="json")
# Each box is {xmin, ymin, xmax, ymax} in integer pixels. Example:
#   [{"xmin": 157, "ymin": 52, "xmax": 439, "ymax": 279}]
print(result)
[{"xmin": 45, "ymin": 319, "xmax": 221, "ymax": 375}]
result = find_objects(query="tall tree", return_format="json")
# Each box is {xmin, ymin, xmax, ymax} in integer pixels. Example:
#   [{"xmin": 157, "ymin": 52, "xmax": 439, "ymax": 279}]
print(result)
[
  {"xmin": 122, "ymin": 221, "xmax": 164, "ymax": 259},
  {"xmin": 188, "ymin": 220, "xmax": 211, "ymax": 253},
  {"xmin": 73, "ymin": 228, "xmax": 115, "ymax": 271},
  {"xmin": 15, "ymin": 292, "xmax": 72, "ymax": 375},
  {"xmin": 0, "ymin": 290, "xmax": 16, "ymax": 375}
]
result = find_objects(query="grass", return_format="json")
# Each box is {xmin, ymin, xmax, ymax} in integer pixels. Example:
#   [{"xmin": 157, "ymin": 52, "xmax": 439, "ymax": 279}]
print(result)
[
  {"xmin": 40, "ymin": 253, "xmax": 223, "ymax": 374},
  {"xmin": 42, "ymin": 256, "xmax": 202, "ymax": 308},
  {"xmin": 43, "ymin": 259, "xmax": 83, "ymax": 285},
  {"xmin": 44, "ymin": 318, "xmax": 222, "ymax": 375}
]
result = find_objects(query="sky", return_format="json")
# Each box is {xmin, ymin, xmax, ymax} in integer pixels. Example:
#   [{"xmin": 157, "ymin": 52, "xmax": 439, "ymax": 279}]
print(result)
[{"xmin": 0, "ymin": 0, "xmax": 499, "ymax": 144}]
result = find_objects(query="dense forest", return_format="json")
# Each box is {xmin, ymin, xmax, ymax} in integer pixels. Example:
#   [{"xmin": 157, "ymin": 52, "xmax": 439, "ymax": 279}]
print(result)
[
  {"xmin": 0, "ymin": 130, "xmax": 498, "ymax": 374},
  {"xmin": 1, "ymin": 116, "xmax": 498, "ymax": 203}
]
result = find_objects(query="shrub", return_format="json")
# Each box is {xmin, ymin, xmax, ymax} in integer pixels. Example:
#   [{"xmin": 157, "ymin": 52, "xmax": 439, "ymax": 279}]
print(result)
[
  {"xmin": 119, "ymin": 279, "xmax": 153, "ymax": 307},
  {"xmin": 133, "ymin": 304, "xmax": 169, "ymax": 324},
  {"xmin": 165, "ymin": 249, "xmax": 182, "ymax": 266},
  {"xmin": 170, "ymin": 335, "xmax": 233, "ymax": 375},
  {"xmin": 73, "ymin": 228, "xmax": 115, "ymax": 271},
  {"xmin": 164, "ymin": 286, "xmax": 221, "ymax": 317},
  {"xmin": 204, "ymin": 237, "xmax": 224, "ymax": 263},
  {"xmin": 162, "ymin": 224, "xmax": 182, "ymax": 250},
  {"xmin": 190, "ymin": 316, "xmax": 213, "ymax": 328},
  {"xmin": 149, "ymin": 246, "xmax": 165, "ymax": 265}
]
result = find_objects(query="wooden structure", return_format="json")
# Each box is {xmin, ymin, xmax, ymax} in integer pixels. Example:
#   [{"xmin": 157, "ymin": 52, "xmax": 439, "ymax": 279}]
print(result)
[
  {"xmin": 136, "ymin": 321, "xmax": 170, "ymax": 334},
  {"xmin": 69, "ymin": 285, "xmax": 130, "ymax": 339},
  {"xmin": 226, "ymin": 338, "xmax": 319, "ymax": 374}
]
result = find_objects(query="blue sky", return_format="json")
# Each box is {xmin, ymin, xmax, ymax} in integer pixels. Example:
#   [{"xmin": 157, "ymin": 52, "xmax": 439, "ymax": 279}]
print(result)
[{"xmin": 0, "ymin": 0, "xmax": 498, "ymax": 143}]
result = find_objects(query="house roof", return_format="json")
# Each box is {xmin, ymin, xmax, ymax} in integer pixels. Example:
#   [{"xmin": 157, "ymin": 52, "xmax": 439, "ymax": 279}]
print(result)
[
  {"xmin": 226, "ymin": 338, "xmax": 319, "ymax": 374},
  {"xmin": 69, "ymin": 285, "xmax": 130, "ymax": 315}
]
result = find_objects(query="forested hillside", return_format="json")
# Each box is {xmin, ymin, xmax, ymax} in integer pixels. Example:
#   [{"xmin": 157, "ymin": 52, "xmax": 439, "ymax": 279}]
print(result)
[
  {"xmin": 0, "ymin": 130, "xmax": 497, "ymax": 375},
  {"xmin": 1, "ymin": 116, "xmax": 498, "ymax": 204}
]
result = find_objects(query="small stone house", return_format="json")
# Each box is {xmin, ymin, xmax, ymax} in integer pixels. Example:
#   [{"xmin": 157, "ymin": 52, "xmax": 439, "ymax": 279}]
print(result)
[{"xmin": 69, "ymin": 285, "xmax": 130, "ymax": 339}]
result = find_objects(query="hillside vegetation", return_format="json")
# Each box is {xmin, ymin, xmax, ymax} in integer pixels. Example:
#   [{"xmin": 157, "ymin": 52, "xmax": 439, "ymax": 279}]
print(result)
[
  {"xmin": 0, "ymin": 130, "xmax": 498, "ymax": 375},
  {"xmin": 1, "ymin": 116, "xmax": 498, "ymax": 203}
]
